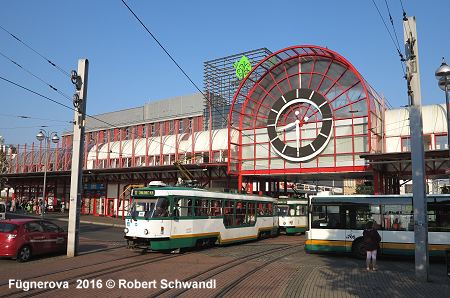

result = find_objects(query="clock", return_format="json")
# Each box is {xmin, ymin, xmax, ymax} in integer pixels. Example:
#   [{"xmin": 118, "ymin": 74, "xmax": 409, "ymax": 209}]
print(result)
[{"xmin": 266, "ymin": 88, "xmax": 333, "ymax": 162}]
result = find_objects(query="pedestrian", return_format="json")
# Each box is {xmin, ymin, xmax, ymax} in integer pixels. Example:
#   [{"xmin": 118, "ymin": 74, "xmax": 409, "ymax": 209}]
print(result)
[{"xmin": 363, "ymin": 221, "xmax": 381, "ymax": 271}]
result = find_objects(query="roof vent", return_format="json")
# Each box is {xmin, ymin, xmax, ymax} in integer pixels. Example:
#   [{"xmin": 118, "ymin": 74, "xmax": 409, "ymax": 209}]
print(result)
[{"xmin": 148, "ymin": 181, "xmax": 167, "ymax": 187}]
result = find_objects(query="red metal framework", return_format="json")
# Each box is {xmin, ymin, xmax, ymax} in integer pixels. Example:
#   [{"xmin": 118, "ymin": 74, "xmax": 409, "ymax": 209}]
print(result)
[{"xmin": 228, "ymin": 45, "xmax": 385, "ymax": 185}]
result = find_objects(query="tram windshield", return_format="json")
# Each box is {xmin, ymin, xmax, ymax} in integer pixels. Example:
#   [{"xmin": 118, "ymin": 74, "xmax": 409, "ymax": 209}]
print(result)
[
  {"xmin": 129, "ymin": 197, "xmax": 170, "ymax": 218},
  {"xmin": 277, "ymin": 205, "xmax": 289, "ymax": 216}
]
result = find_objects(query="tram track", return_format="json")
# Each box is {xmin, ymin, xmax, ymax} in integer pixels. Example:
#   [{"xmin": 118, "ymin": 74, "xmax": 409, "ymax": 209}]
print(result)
[{"xmin": 149, "ymin": 243, "xmax": 302, "ymax": 298}]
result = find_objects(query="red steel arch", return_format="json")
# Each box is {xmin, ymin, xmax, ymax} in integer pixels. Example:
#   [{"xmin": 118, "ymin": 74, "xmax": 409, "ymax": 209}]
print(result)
[{"xmin": 227, "ymin": 45, "xmax": 385, "ymax": 182}]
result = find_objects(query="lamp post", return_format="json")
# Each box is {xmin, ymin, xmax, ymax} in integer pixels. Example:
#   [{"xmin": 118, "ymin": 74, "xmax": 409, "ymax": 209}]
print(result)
[
  {"xmin": 36, "ymin": 130, "xmax": 59, "ymax": 219},
  {"xmin": 435, "ymin": 58, "xmax": 450, "ymax": 151}
]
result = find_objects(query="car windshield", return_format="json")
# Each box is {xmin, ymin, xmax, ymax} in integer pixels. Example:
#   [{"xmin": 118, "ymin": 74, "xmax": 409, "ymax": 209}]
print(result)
[
  {"xmin": 0, "ymin": 223, "xmax": 17, "ymax": 233},
  {"xmin": 278, "ymin": 206, "xmax": 289, "ymax": 216}
]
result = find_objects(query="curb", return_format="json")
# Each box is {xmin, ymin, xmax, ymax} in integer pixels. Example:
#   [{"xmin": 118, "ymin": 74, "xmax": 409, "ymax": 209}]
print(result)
[{"xmin": 6, "ymin": 212, "xmax": 125, "ymax": 228}]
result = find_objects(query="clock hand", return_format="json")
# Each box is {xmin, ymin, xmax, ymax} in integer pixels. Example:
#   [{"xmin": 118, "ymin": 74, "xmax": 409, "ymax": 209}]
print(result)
[
  {"xmin": 295, "ymin": 120, "xmax": 300, "ymax": 156},
  {"xmin": 276, "ymin": 121, "xmax": 297, "ymax": 132}
]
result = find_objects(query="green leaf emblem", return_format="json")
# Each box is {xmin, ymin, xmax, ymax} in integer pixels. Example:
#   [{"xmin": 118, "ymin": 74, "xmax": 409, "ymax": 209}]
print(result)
[{"xmin": 233, "ymin": 55, "xmax": 252, "ymax": 80}]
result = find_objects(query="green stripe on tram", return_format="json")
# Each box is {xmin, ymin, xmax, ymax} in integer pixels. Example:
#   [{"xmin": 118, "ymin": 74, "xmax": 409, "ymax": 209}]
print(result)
[{"xmin": 285, "ymin": 227, "xmax": 306, "ymax": 234}]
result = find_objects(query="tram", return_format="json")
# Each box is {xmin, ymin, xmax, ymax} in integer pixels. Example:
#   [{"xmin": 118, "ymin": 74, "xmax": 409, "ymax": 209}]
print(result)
[
  {"xmin": 277, "ymin": 197, "xmax": 308, "ymax": 234},
  {"xmin": 305, "ymin": 194, "xmax": 450, "ymax": 258},
  {"xmin": 124, "ymin": 182, "xmax": 278, "ymax": 251}
]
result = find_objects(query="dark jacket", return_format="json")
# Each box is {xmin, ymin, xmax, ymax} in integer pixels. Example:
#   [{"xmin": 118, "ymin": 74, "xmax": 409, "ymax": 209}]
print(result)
[{"xmin": 363, "ymin": 228, "xmax": 381, "ymax": 251}]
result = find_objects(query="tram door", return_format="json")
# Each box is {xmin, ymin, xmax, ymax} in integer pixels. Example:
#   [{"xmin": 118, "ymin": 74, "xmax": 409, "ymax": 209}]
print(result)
[{"xmin": 170, "ymin": 198, "xmax": 191, "ymax": 236}]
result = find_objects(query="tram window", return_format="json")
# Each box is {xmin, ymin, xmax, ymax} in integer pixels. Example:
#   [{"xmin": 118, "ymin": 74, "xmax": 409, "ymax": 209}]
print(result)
[
  {"xmin": 153, "ymin": 198, "xmax": 169, "ymax": 218},
  {"xmin": 223, "ymin": 200, "xmax": 235, "ymax": 227},
  {"xmin": 289, "ymin": 206, "xmax": 296, "ymax": 216},
  {"xmin": 428, "ymin": 203, "xmax": 450, "ymax": 232},
  {"xmin": 258, "ymin": 203, "xmax": 266, "ymax": 216},
  {"xmin": 382, "ymin": 205, "xmax": 413, "ymax": 231},
  {"xmin": 266, "ymin": 203, "xmax": 273, "ymax": 216},
  {"xmin": 173, "ymin": 198, "xmax": 190, "ymax": 217},
  {"xmin": 246, "ymin": 202, "xmax": 256, "ymax": 225},
  {"xmin": 236, "ymin": 201, "xmax": 246, "ymax": 225},
  {"xmin": 210, "ymin": 200, "xmax": 222, "ymax": 216},
  {"xmin": 193, "ymin": 199, "xmax": 209, "ymax": 217}
]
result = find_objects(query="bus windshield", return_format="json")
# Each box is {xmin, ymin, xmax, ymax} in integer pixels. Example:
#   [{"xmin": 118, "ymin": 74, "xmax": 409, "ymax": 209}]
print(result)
[{"xmin": 129, "ymin": 197, "xmax": 170, "ymax": 218}]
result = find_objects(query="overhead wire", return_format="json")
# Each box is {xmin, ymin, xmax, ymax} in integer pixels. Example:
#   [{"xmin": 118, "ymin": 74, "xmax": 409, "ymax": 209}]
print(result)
[
  {"xmin": 0, "ymin": 49, "xmax": 73, "ymax": 102},
  {"xmin": 0, "ymin": 74, "xmax": 193, "ymax": 159},
  {"xmin": 119, "ymin": 0, "xmax": 301, "ymax": 160},
  {"xmin": 0, "ymin": 113, "xmax": 73, "ymax": 124},
  {"xmin": 0, "ymin": 24, "xmax": 71, "ymax": 78},
  {"xmin": 370, "ymin": 0, "xmax": 406, "ymax": 77}
]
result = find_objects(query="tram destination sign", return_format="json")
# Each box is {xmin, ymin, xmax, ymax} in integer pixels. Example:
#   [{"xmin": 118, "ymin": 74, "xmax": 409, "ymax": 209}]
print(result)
[{"xmin": 133, "ymin": 190, "xmax": 155, "ymax": 196}]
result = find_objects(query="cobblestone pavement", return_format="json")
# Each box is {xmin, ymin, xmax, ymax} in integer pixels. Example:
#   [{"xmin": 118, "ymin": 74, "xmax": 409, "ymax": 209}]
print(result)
[{"xmin": 0, "ymin": 235, "xmax": 448, "ymax": 298}]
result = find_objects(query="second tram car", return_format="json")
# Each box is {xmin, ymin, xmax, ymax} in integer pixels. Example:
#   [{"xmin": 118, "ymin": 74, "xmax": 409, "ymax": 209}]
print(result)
[
  {"xmin": 277, "ymin": 197, "xmax": 308, "ymax": 234},
  {"xmin": 124, "ymin": 183, "xmax": 278, "ymax": 251}
]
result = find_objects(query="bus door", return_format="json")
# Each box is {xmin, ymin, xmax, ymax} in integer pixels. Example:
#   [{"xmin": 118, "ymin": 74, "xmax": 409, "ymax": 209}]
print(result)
[{"xmin": 343, "ymin": 206, "xmax": 359, "ymax": 253}]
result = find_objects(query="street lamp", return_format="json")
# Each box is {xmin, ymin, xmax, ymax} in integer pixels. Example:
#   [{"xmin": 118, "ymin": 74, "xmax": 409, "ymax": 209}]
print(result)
[
  {"xmin": 36, "ymin": 130, "xmax": 59, "ymax": 219},
  {"xmin": 435, "ymin": 57, "xmax": 450, "ymax": 151}
]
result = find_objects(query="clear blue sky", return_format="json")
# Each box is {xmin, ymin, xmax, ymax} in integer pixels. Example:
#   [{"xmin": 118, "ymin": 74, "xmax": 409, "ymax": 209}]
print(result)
[{"xmin": 0, "ymin": 0, "xmax": 449, "ymax": 145}]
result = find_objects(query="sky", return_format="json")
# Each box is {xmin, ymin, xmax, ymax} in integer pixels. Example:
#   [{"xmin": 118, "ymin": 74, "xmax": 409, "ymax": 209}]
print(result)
[{"xmin": 0, "ymin": 0, "xmax": 449, "ymax": 146}]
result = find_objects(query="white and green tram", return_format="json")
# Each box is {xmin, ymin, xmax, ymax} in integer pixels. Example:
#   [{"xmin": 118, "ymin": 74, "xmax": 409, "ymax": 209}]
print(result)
[
  {"xmin": 124, "ymin": 183, "xmax": 278, "ymax": 251},
  {"xmin": 277, "ymin": 197, "xmax": 308, "ymax": 234},
  {"xmin": 305, "ymin": 194, "xmax": 450, "ymax": 258}
]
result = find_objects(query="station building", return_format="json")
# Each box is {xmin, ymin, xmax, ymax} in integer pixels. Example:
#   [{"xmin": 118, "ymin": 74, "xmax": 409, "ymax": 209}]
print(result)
[{"xmin": 2, "ymin": 45, "xmax": 449, "ymax": 217}]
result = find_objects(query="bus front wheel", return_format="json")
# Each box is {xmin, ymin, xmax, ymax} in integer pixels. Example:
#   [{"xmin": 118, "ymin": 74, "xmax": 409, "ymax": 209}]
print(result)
[{"xmin": 352, "ymin": 238, "xmax": 366, "ymax": 259}]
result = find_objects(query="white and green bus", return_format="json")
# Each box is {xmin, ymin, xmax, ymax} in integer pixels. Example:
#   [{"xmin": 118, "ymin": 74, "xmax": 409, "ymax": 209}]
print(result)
[
  {"xmin": 277, "ymin": 197, "xmax": 308, "ymax": 234},
  {"xmin": 305, "ymin": 194, "xmax": 450, "ymax": 258},
  {"xmin": 124, "ymin": 182, "xmax": 278, "ymax": 251}
]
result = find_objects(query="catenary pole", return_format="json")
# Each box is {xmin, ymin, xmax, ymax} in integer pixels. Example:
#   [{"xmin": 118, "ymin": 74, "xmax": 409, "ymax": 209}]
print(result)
[
  {"xmin": 67, "ymin": 59, "xmax": 88, "ymax": 257},
  {"xmin": 403, "ymin": 16, "xmax": 429, "ymax": 281}
]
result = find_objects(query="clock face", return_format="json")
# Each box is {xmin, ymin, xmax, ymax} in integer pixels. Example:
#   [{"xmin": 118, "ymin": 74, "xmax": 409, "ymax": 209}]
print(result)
[{"xmin": 266, "ymin": 88, "xmax": 333, "ymax": 162}]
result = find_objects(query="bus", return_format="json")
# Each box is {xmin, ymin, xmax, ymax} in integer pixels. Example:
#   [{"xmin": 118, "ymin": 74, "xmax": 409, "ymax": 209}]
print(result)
[
  {"xmin": 277, "ymin": 197, "xmax": 308, "ymax": 234},
  {"xmin": 124, "ymin": 182, "xmax": 278, "ymax": 251},
  {"xmin": 305, "ymin": 194, "xmax": 450, "ymax": 258}
]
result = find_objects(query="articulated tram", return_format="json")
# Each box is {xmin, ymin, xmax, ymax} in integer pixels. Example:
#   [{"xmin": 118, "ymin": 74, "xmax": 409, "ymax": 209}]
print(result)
[
  {"xmin": 124, "ymin": 182, "xmax": 278, "ymax": 251},
  {"xmin": 277, "ymin": 197, "xmax": 308, "ymax": 234}
]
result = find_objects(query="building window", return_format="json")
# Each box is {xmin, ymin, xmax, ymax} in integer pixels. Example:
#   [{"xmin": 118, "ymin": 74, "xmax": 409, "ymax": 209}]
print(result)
[
  {"xmin": 179, "ymin": 120, "xmax": 183, "ymax": 134},
  {"xmin": 435, "ymin": 134, "xmax": 448, "ymax": 150},
  {"xmin": 125, "ymin": 127, "xmax": 130, "ymax": 140},
  {"xmin": 189, "ymin": 118, "xmax": 193, "ymax": 132},
  {"xmin": 401, "ymin": 137, "xmax": 411, "ymax": 152},
  {"xmin": 109, "ymin": 129, "xmax": 114, "ymax": 141},
  {"xmin": 142, "ymin": 125, "xmax": 147, "ymax": 138},
  {"xmin": 169, "ymin": 121, "xmax": 174, "ymax": 133},
  {"xmin": 151, "ymin": 124, "xmax": 155, "ymax": 136}
]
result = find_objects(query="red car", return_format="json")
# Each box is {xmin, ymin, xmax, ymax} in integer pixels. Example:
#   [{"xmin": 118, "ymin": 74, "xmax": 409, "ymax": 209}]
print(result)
[{"xmin": 0, "ymin": 219, "xmax": 67, "ymax": 262}]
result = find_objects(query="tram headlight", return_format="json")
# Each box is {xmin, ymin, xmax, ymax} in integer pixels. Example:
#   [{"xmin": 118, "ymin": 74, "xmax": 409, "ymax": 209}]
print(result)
[
  {"xmin": 283, "ymin": 222, "xmax": 286, "ymax": 225},
  {"xmin": 124, "ymin": 228, "xmax": 129, "ymax": 233},
  {"xmin": 144, "ymin": 229, "xmax": 149, "ymax": 235}
]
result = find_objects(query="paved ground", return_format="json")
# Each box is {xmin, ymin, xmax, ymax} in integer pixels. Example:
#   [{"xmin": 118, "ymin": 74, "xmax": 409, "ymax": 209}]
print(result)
[{"xmin": 0, "ymin": 232, "xmax": 448, "ymax": 298}]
